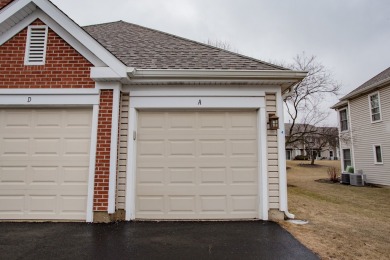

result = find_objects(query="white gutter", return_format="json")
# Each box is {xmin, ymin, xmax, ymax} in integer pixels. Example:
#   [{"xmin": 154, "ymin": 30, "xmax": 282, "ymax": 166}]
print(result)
[
  {"xmin": 129, "ymin": 69, "xmax": 307, "ymax": 79},
  {"xmin": 331, "ymin": 100, "xmax": 348, "ymax": 110},
  {"xmin": 128, "ymin": 69, "xmax": 307, "ymax": 92}
]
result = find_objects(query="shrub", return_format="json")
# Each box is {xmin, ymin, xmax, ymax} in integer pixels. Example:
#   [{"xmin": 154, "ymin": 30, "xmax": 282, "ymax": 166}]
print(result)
[
  {"xmin": 327, "ymin": 166, "xmax": 340, "ymax": 182},
  {"xmin": 294, "ymin": 155, "xmax": 309, "ymax": 160},
  {"xmin": 346, "ymin": 166, "xmax": 354, "ymax": 173}
]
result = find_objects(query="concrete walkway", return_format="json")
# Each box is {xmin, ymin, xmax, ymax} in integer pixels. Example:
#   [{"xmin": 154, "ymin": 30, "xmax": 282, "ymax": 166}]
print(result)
[{"xmin": 0, "ymin": 221, "xmax": 318, "ymax": 260}]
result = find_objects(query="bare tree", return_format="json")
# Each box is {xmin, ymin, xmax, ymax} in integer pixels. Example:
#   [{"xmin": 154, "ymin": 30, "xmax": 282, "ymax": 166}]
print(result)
[
  {"xmin": 304, "ymin": 126, "xmax": 339, "ymax": 165},
  {"xmin": 284, "ymin": 53, "xmax": 340, "ymax": 148},
  {"xmin": 206, "ymin": 39, "xmax": 239, "ymax": 53}
]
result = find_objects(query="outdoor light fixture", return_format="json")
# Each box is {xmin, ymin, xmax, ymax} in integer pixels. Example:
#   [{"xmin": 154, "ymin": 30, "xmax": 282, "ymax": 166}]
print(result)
[{"xmin": 268, "ymin": 113, "xmax": 279, "ymax": 130}]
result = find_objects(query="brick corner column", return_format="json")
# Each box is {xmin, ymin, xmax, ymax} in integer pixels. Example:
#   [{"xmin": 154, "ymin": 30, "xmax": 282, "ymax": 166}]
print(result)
[{"xmin": 93, "ymin": 89, "xmax": 114, "ymax": 213}]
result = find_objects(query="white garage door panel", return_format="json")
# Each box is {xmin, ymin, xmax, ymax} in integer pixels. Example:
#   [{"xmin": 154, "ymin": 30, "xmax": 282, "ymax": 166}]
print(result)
[
  {"xmin": 136, "ymin": 111, "xmax": 259, "ymax": 219},
  {"xmin": 0, "ymin": 108, "xmax": 91, "ymax": 220}
]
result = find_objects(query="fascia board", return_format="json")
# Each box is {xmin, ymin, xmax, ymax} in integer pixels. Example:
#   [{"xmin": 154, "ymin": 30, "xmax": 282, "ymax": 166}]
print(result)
[
  {"xmin": 0, "ymin": 10, "xmax": 106, "ymax": 67},
  {"xmin": 35, "ymin": 0, "xmax": 127, "ymax": 77},
  {"xmin": 0, "ymin": 0, "xmax": 33, "ymax": 23},
  {"xmin": 91, "ymin": 67, "xmax": 121, "ymax": 80},
  {"xmin": 340, "ymin": 78, "xmax": 390, "ymax": 101},
  {"xmin": 129, "ymin": 69, "xmax": 306, "ymax": 93},
  {"xmin": 131, "ymin": 69, "xmax": 307, "ymax": 80},
  {"xmin": 330, "ymin": 100, "xmax": 348, "ymax": 110}
]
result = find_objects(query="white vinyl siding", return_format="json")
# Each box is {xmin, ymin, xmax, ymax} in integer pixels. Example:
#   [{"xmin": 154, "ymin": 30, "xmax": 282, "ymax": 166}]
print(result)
[
  {"xmin": 349, "ymin": 86, "xmax": 390, "ymax": 185},
  {"xmin": 369, "ymin": 92, "xmax": 381, "ymax": 122},
  {"xmin": 266, "ymin": 93, "xmax": 279, "ymax": 209},
  {"xmin": 24, "ymin": 25, "xmax": 48, "ymax": 65},
  {"xmin": 116, "ymin": 94, "xmax": 129, "ymax": 210},
  {"xmin": 339, "ymin": 108, "xmax": 348, "ymax": 132}
]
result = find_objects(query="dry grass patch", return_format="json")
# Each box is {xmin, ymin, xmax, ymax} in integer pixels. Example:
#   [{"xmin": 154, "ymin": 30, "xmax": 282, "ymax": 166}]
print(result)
[{"xmin": 279, "ymin": 160, "xmax": 390, "ymax": 260}]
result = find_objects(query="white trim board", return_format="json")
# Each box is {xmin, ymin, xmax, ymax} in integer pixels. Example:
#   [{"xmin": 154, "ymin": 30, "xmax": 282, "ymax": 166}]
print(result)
[
  {"xmin": 258, "ymin": 107, "xmax": 269, "ymax": 220},
  {"xmin": 125, "ymin": 107, "xmax": 137, "ymax": 220},
  {"xmin": 86, "ymin": 104, "xmax": 99, "ymax": 222},
  {"xmin": 126, "ymin": 85, "xmax": 266, "ymax": 97},
  {"xmin": 0, "ymin": 89, "xmax": 99, "ymax": 95},
  {"xmin": 125, "ymin": 95, "xmax": 269, "ymax": 221},
  {"xmin": 107, "ymin": 87, "xmax": 120, "ymax": 213},
  {"xmin": 0, "ymin": 94, "xmax": 99, "ymax": 105},
  {"xmin": 130, "ymin": 97, "xmax": 264, "ymax": 109}
]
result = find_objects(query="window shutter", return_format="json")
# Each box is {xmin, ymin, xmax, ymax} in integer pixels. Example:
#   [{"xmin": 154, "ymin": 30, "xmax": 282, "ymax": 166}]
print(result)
[{"xmin": 24, "ymin": 25, "xmax": 48, "ymax": 65}]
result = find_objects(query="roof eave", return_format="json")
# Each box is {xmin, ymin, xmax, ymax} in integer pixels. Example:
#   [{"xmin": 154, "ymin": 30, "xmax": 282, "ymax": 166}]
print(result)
[
  {"xmin": 128, "ymin": 69, "xmax": 307, "ymax": 91},
  {"xmin": 340, "ymin": 77, "xmax": 390, "ymax": 101},
  {"xmin": 330, "ymin": 100, "xmax": 348, "ymax": 110}
]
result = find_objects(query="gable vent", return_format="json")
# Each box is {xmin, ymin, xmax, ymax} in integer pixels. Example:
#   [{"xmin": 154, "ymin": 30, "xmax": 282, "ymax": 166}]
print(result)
[{"xmin": 24, "ymin": 25, "xmax": 48, "ymax": 65}]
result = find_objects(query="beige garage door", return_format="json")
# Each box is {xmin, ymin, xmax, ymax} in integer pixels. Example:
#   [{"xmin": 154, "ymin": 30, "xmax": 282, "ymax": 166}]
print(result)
[
  {"xmin": 136, "ymin": 110, "xmax": 259, "ymax": 219},
  {"xmin": 0, "ymin": 108, "xmax": 92, "ymax": 220}
]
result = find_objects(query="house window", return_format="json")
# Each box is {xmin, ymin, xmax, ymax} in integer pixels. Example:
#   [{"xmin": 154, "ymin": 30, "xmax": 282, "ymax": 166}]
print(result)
[
  {"xmin": 24, "ymin": 25, "xmax": 48, "ymax": 65},
  {"xmin": 329, "ymin": 151, "xmax": 333, "ymax": 157},
  {"xmin": 343, "ymin": 149, "xmax": 352, "ymax": 170},
  {"xmin": 369, "ymin": 93, "xmax": 381, "ymax": 122},
  {"xmin": 339, "ymin": 109, "xmax": 348, "ymax": 131},
  {"xmin": 286, "ymin": 150, "xmax": 291, "ymax": 160},
  {"xmin": 374, "ymin": 145, "xmax": 383, "ymax": 164}
]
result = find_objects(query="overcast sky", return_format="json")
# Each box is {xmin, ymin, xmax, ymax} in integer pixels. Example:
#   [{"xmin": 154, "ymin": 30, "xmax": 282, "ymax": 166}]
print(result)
[{"xmin": 52, "ymin": 0, "xmax": 390, "ymax": 125}]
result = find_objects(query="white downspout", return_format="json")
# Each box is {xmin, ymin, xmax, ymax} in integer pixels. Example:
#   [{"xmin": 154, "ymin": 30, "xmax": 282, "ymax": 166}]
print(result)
[{"xmin": 277, "ymin": 88, "xmax": 295, "ymax": 219}]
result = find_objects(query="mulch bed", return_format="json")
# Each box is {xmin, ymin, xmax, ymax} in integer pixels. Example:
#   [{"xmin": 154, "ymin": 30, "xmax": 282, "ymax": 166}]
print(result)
[
  {"xmin": 315, "ymin": 179, "xmax": 339, "ymax": 184},
  {"xmin": 298, "ymin": 163, "xmax": 327, "ymax": 168}
]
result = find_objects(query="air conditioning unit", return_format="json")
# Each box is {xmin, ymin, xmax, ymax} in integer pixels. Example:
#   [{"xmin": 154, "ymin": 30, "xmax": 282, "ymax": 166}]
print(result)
[
  {"xmin": 350, "ymin": 174, "xmax": 365, "ymax": 186},
  {"xmin": 341, "ymin": 172, "xmax": 350, "ymax": 184}
]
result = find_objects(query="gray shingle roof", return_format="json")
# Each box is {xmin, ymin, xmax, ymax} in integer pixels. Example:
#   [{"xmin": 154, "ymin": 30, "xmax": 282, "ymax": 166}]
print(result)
[
  {"xmin": 82, "ymin": 21, "xmax": 287, "ymax": 71},
  {"xmin": 341, "ymin": 67, "xmax": 390, "ymax": 100}
]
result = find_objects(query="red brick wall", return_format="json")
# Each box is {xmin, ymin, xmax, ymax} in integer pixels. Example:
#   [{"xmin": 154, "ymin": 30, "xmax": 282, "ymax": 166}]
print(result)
[
  {"xmin": 1, "ymin": 18, "xmax": 114, "ymax": 213},
  {"xmin": 94, "ymin": 90, "xmax": 113, "ymax": 211},
  {"xmin": 0, "ymin": 19, "xmax": 94, "ymax": 88},
  {"xmin": 0, "ymin": 0, "xmax": 13, "ymax": 10}
]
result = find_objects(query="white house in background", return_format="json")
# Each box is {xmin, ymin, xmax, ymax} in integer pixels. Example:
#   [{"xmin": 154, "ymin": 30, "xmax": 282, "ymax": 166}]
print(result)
[
  {"xmin": 285, "ymin": 123, "xmax": 339, "ymax": 161},
  {"xmin": 332, "ymin": 67, "xmax": 390, "ymax": 186}
]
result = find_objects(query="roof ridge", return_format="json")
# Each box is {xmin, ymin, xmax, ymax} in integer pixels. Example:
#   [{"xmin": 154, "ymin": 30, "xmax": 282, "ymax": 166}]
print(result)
[
  {"xmin": 82, "ymin": 20, "xmax": 123, "ymax": 28},
  {"xmin": 84, "ymin": 20, "xmax": 287, "ymax": 71}
]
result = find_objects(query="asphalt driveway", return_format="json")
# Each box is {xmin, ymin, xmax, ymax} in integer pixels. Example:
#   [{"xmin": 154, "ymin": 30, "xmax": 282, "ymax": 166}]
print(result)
[{"xmin": 0, "ymin": 221, "xmax": 318, "ymax": 260}]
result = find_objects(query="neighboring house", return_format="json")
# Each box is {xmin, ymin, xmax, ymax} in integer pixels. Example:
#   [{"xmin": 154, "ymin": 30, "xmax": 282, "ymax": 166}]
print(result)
[
  {"xmin": 284, "ymin": 123, "xmax": 339, "ymax": 161},
  {"xmin": 0, "ymin": 0, "xmax": 306, "ymax": 222},
  {"xmin": 332, "ymin": 67, "xmax": 390, "ymax": 186}
]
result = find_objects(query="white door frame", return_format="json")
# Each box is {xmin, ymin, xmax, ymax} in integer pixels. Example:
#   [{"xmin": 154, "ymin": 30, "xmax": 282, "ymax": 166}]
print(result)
[{"xmin": 125, "ymin": 94, "xmax": 269, "ymax": 221}]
